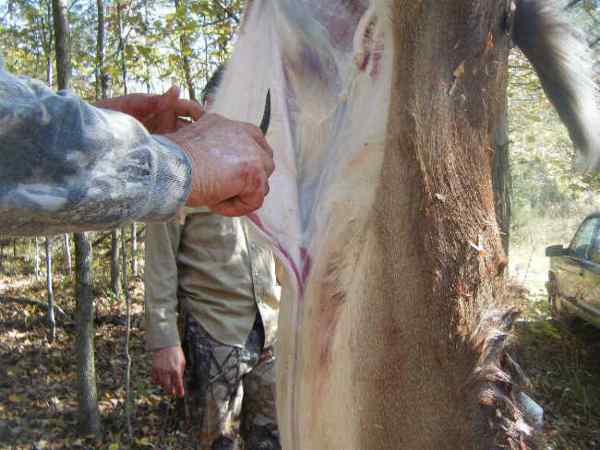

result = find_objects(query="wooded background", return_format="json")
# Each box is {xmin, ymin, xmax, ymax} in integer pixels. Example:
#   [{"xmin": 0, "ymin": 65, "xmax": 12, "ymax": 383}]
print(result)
[
  {"xmin": 0, "ymin": 0, "xmax": 600, "ymax": 448},
  {"xmin": 0, "ymin": 0, "xmax": 241, "ymax": 98}
]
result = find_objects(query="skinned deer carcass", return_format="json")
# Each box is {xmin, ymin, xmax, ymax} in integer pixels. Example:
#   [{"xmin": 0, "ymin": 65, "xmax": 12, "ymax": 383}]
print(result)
[{"xmin": 212, "ymin": 1, "xmax": 599, "ymax": 449}]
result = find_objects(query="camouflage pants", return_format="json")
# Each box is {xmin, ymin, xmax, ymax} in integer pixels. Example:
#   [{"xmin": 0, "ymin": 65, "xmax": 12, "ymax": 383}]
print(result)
[{"xmin": 182, "ymin": 314, "xmax": 280, "ymax": 450}]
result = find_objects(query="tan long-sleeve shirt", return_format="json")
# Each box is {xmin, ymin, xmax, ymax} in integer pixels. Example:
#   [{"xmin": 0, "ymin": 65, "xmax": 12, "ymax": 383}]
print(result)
[{"xmin": 144, "ymin": 208, "xmax": 280, "ymax": 350}]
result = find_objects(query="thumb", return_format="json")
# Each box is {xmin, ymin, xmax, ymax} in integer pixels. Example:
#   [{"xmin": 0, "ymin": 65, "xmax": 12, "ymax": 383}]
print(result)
[
  {"xmin": 173, "ymin": 370, "xmax": 185, "ymax": 398},
  {"xmin": 160, "ymin": 86, "xmax": 181, "ymax": 109}
]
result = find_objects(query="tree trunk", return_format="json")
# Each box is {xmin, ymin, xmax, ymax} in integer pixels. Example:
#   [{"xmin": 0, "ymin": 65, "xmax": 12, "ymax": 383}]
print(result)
[
  {"xmin": 46, "ymin": 54, "xmax": 53, "ymax": 88},
  {"xmin": 63, "ymin": 234, "xmax": 72, "ymax": 275},
  {"xmin": 34, "ymin": 237, "xmax": 40, "ymax": 278},
  {"xmin": 96, "ymin": 0, "xmax": 107, "ymax": 100},
  {"xmin": 121, "ymin": 227, "xmax": 133, "ymax": 439},
  {"xmin": 45, "ymin": 237, "xmax": 56, "ymax": 342},
  {"xmin": 50, "ymin": 0, "xmax": 67, "ymax": 346},
  {"xmin": 45, "ymin": 0, "xmax": 53, "ymax": 88},
  {"xmin": 116, "ymin": 1, "xmax": 128, "ymax": 95},
  {"xmin": 142, "ymin": 0, "xmax": 151, "ymax": 93},
  {"xmin": 174, "ymin": 0, "xmax": 196, "ymax": 101},
  {"xmin": 131, "ymin": 223, "xmax": 137, "ymax": 277},
  {"xmin": 54, "ymin": 0, "xmax": 100, "ymax": 434},
  {"xmin": 74, "ymin": 232, "xmax": 101, "ymax": 436},
  {"xmin": 51, "ymin": 0, "xmax": 70, "ymax": 89},
  {"xmin": 111, "ymin": 229, "xmax": 121, "ymax": 297},
  {"xmin": 492, "ymin": 108, "xmax": 511, "ymax": 257},
  {"xmin": 113, "ymin": 0, "xmax": 137, "ymax": 282},
  {"xmin": 52, "ymin": 0, "xmax": 69, "ymax": 92}
]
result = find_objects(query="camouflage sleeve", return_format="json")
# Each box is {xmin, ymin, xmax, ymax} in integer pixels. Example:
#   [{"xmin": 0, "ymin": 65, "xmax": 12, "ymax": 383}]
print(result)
[{"xmin": 0, "ymin": 63, "xmax": 191, "ymax": 237}]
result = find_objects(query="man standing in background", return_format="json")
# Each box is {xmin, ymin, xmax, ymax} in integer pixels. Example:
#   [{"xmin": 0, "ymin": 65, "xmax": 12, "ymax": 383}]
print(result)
[{"xmin": 144, "ymin": 67, "xmax": 281, "ymax": 450}]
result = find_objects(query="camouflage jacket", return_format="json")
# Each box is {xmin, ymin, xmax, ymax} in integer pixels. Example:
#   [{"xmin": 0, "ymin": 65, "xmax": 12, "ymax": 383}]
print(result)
[{"xmin": 0, "ymin": 60, "xmax": 191, "ymax": 236}]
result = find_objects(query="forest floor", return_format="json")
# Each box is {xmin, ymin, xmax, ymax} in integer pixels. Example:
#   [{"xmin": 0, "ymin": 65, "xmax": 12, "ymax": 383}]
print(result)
[
  {"xmin": 0, "ymin": 249, "xmax": 600, "ymax": 449},
  {"xmin": 0, "ymin": 262, "xmax": 197, "ymax": 450},
  {"xmin": 510, "ymin": 240, "xmax": 600, "ymax": 450},
  {"xmin": 514, "ymin": 291, "xmax": 600, "ymax": 450}
]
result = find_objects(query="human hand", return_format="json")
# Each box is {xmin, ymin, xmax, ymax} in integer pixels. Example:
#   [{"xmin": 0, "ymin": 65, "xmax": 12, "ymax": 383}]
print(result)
[
  {"xmin": 95, "ymin": 86, "xmax": 203, "ymax": 134},
  {"xmin": 164, "ymin": 113, "xmax": 275, "ymax": 216},
  {"xmin": 151, "ymin": 346, "xmax": 186, "ymax": 398}
]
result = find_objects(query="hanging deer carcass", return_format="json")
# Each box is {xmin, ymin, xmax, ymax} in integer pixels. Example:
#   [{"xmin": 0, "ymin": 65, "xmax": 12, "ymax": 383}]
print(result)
[{"xmin": 212, "ymin": 1, "xmax": 599, "ymax": 448}]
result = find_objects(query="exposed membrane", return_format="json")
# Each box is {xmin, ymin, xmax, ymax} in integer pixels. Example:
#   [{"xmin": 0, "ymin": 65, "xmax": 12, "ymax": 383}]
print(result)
[{"xmin": 212, "ymin": 1, "xmax": 393, "ymax": 448}]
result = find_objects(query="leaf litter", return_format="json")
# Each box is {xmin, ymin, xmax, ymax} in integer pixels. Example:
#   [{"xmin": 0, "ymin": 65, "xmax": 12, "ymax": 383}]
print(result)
[{"xmin": 0, "ymin": 265, "xmax": 199, "ymax": 449}]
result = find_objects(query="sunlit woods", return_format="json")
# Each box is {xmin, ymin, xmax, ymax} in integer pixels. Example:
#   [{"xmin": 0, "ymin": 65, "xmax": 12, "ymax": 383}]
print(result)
[
  {"xmin": 507, "ymin": 1, "xmax": 600, "ymax": 291},
  {"xmin": 506, "ymin": 1, "xmax": 600, "ymax": 253},
  {"xmin": 506, "ymin": 3, "xmax": 600, "ymax": 448},
  {"xmin": 0, "ymin": 0, "xmax": 243, "ymax": 447},
  {"xmin": 0, "ymin": 0, "xmax": 241, "ymax": 98},
  {"xmin": 508, "ymin": 11, "xmax": 600, "ymax": 279}
]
